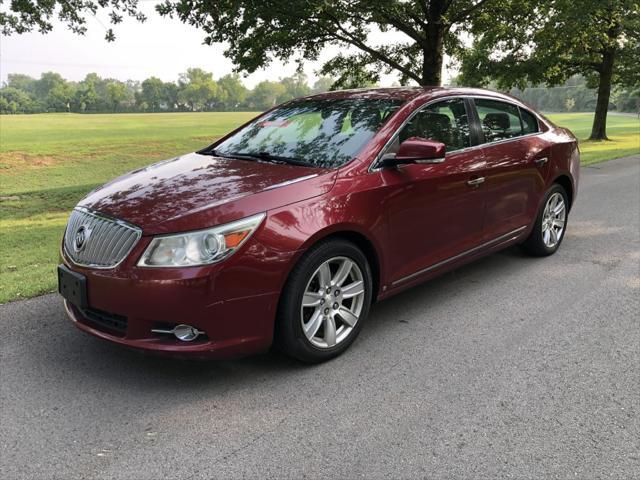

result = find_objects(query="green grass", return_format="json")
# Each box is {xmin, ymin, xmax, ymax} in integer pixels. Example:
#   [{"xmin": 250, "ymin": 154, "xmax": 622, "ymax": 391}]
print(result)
[
  {"xmin": 547, "ymin": 112, "xmax": 640, "ymax": 165},
  {"xmin": 0, "ymin": 111, "xmax": 638, "ymax": 303},
  {"xmin": 0, "ymin": 112, "xmax": 257, "ymax": 303}
]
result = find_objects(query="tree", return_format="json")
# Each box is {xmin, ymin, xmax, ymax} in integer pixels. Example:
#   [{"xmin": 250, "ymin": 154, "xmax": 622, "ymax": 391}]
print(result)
[
  {"xmin": 246, "ymin": 81, "xmax": 286, "ymax": 111},
  {"xmin": 6, "ymin": 74, "xmax": 36, "ymax": 93},
  {"xmin": 613, "ymin": 87, "xmax": 640, "ymax": 112},
  {"xmin": 459, "ymin": 0, "xmax": 640, "ymax": 140},
  {"xmin": 139, "ymin": 77, "xmax": 166, "ymax": 112},
  {"xmin": 74, "ymin": 73, "xmax": 109, "ymax": 112},
  {"xmin": 47, "ymin": 82, "xmax": 75, "ymax": 112},
  {"xmin": 0, "ymin": 87, "xmax": 39, "ymax": 114},
  {"xmin": 311, "ymin": 76, "xmax": 335, "ymax": 93},
  {"xmin": 0, "ymin": 0, "xmax": 147, "ymax": 42},
  {"xmin": 163, "ymin": 82, "xmax": 180, "ymax": 111},
  {"xmin": 2, "ymin": 1, "xmax": 504, "ymax": 87},
  {"xmin": 158, "ymin": 1, "xmax": 506, "ymax": 86},
  {"xmin": 278, "ymin": 72, "xmax": 312, "ymax": 102},
  {"xmin": 31, "ymin": 72, "xmax": 74, "ymax": 111},
  {"xmin": 105, "ymin": 80, "xmax": 133, "ymax": 112},
  {"xmin": 216, "ymin": 74, "xmax": 248, "ymax": 110},
  {"xmin": 177, "ymin": 68, "xmax": 218, "ymax": 111}
]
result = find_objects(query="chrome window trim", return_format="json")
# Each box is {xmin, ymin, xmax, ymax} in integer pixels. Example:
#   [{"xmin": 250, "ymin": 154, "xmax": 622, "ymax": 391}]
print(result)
[
  {"xmin": 369, "ymin": 94, "xmax": 545, "ymax": 172},
  {"xmin": 63, "ymin": 206, "xmax": 142, "ymax": 270},
  {"xmin": 391, "ymin": 225, "xmax": 528, "ymax": 286}
]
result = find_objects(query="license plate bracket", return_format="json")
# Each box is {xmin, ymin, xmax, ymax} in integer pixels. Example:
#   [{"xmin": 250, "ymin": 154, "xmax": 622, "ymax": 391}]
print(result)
[{"xmin": 58, "ymin": 264, "xmax": 88, "ymax": 309}]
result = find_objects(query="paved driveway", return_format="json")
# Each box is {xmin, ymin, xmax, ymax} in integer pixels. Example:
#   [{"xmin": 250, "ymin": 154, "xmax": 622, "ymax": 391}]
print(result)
[{"xmin": 1, "ymin": 156, "xmax": 639, "ymax": 479}]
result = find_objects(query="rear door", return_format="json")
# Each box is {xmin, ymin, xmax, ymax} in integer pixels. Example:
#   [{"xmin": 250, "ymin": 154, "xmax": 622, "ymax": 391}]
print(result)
[{"xmin": 471, "ymin": 98, "xmax": 551, "ymax": 241}]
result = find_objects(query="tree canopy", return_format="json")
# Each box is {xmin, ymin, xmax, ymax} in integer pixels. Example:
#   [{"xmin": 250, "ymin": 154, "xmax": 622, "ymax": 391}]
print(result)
[
  {"xmin": 0, "ymin": 0, "xmax": 147, "ymax": 41},
  {"xmin": 0, "ymin": 70, "xmax": 335, "ymax": 114},
  {"xmin": 459, "ymin": 0, "xmax": 640, "ymax": 139},
  {"xmin": 4, "ymin": 68, "xmax": 637, "ymax": 115},
  {"xmin": 156, "ymin": 0, "xmax": 506, "ymax": 86},
  {"xmin": 1, "ymin": 1, "xmax": 504, "ymax": 86}
]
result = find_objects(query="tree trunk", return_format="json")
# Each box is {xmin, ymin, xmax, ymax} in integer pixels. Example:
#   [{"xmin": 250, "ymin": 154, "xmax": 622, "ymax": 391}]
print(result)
[
  {"xmin": 420, "ymin": 0, "xmax": 448, "ymax": 86},
  {"xmin": 589, "ymin": 48, "xmax": 616, "ymax": 140},
  {"xmin": 421, "ymin": 24, "xmax": 445, "ymax": 86}
]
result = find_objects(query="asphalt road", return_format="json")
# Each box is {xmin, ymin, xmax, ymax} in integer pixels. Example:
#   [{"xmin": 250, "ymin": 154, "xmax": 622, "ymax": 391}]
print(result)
[{"xmin": 1, "ymin": 156, "xmax": 639, "ymax": 480}]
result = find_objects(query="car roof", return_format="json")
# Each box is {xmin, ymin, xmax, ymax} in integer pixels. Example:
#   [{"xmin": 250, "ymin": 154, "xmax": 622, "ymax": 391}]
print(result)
[{"xmin": 300, "ymin": 86, "xmax": 525, "ymax": 105}]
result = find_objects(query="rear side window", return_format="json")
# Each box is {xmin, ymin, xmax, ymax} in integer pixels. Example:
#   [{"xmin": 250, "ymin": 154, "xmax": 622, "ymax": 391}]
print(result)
[
  {"xmin": 474, "ymin": 98, "xmax": 523, "ymax": 143},
  {"xmin": 519, "ymin": 107, "xmax": 539, "ymax": 134}
]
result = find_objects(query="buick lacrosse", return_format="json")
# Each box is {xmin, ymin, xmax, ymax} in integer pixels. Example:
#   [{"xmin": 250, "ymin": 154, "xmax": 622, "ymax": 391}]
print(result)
[{"xmin": 59, "ymin": 87, "xmax": 579, "ymax": 362}]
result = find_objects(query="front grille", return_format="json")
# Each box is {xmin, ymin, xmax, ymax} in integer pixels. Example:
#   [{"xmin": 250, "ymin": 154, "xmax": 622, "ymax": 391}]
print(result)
[
  {"xmin": 64, "ymin": 207, "xmax": 141, "ymax": 268},
  {"xmin": 78, "ymin": 307, "xmax": 128, "ymax": 336}
]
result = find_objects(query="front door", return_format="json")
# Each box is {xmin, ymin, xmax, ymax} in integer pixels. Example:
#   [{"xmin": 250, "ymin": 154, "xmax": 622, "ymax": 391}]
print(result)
[{"xmin": 381, "ymin": 98, "xmax": 487, "ymax": 286}]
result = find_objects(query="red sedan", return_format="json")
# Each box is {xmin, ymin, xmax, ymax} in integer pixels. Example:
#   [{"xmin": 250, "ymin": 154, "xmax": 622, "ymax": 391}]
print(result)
[{"xmin": 59, "ymin": 87, "xmax": 580, "ymax": 362}]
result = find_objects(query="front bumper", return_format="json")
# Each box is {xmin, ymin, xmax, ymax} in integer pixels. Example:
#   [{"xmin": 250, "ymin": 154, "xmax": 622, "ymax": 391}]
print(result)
[
  {"xmin": 60, "ymin": 237, "xmax": 297, "ymax": 358},
  {"xmin": 64, "ymin": 296, "xmax": 278, "ymax": 358}
]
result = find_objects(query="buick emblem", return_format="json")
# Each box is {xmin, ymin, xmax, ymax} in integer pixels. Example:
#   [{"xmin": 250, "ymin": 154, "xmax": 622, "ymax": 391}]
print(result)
[{"xmin": 74, "ymin": 225, "xmax": 91, "ymax": 252}]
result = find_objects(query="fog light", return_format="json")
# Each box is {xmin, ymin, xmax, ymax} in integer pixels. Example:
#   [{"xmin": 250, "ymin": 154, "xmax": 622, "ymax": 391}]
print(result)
[
  {"xmin": 173, "ymin": 324, "xmax": 202, "ymax": 341},
  {"xmin": 151, "ymin": 324, "xmax": 205, "ymax": 342}
]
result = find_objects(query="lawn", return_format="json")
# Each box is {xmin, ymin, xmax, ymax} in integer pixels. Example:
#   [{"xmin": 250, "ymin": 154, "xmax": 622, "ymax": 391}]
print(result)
[
  {"xmin": 1, "ymin": 111, "xmax": 638, "ymax": 303},
  {"xmin": 547, "ymin": 112, "xmax": 640, "ymax": 165},
  {"xmin": 0, "ymin": 112, "xmax": 257, "ymax": 303}
]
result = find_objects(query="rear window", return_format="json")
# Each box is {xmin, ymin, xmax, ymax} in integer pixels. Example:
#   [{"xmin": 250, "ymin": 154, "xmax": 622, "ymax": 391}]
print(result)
[
  {"xmin": 519, "ymin": 107, "xmax": 539, "ymax": 134},
  {"xmin": 474, "ymin": 98, "xmax": 523, "ymax": 143}
]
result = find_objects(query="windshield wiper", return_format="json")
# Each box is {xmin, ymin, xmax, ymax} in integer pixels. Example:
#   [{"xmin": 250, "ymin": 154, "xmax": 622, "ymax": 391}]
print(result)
[
  {"xmin": 203, "ymin": 149, "xmax": 248, "ymax": 161},
  {"xmin": 234, "ymin": 151, "xmax": 317, "ymax": 168},
  {"xmin": 205, "ymin": 149, "xmax": 316, "ymax": 168}
]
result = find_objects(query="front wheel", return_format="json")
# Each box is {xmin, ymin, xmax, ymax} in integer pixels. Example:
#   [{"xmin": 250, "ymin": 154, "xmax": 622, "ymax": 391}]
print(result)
[
  {"xmin": 275, "ymin": 239, "xmax": 373, "ymax": 363},
  {"xmin": 522, "ymin": 184, "xmax": 569, "ymax": 256}
]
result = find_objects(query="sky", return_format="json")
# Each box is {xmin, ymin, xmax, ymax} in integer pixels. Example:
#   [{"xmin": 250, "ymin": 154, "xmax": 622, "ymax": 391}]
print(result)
[{"xmin": 0, "ymin": 4, "xmax": 450, "ymax": 88}]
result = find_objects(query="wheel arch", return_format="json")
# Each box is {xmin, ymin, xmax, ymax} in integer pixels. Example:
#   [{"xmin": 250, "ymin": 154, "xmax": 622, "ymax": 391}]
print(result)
[
  {"xmin": 290, "ymin": 226, "xmax": 384, "ymax": 302},
  {"xmin": 553, "ymin": 174, "xmax": 574, "ymax": 211}
]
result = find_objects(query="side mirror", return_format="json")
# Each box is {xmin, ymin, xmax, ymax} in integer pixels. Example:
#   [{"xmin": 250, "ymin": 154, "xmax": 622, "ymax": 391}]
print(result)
[{"xmin": 381, "ymin": 137, "xmax": 446, "ymax": 168}]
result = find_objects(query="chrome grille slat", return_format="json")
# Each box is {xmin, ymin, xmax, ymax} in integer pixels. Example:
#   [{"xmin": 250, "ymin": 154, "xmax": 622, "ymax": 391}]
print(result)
[
  {"xmin": 97, "ymin": 221, "xmax": 116, "ymax": 264},
  {"xmin": 119, "ymin": 236, "xmax": 138, "ymax": 264},
  {"xmin": 112, "ymin": 233, "xmax": 128, "ymax": 261},
  {"xmin": 89, "ymin": 218, "xmax": 108, "ymax": 263},
  {"xmin": 100, "ymin": 224, "xmax": 121, "ymax": 264},
  {"xmin": 115, "ymin": 227, "xmax": 136, "ymax": 261},
  {"xmin": 107, "ymin": 226, "xmax": 129, "ymax": 263},
  {"xmin": 65, "ymin": 213, "xmax": 82, "ymax": 255},
  {"xmin": 63, "ymin": 207, "xmax": 142, "ymax": 269},
  {"xmin": 85, "ymin": 219, "xmax": 105, "ymax": 263}
]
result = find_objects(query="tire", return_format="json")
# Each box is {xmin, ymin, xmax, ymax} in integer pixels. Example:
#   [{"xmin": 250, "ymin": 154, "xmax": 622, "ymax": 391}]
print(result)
[
  {"xmin": 522, "ymin": 183, "xmax": 569, "ymax": 257},
  {"xmin": 274, "ymin": 238, "xmax": 373, "ymax": 363}
]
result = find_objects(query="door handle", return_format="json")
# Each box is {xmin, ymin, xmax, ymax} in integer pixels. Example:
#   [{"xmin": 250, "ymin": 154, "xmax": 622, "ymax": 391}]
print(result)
[
  {"xmin": 467, "ymin": 177, "xmax": 485, "ymax": 187},
  {"xmin": 534, "ymin": 157, "xmax": 548, "ymax": 166}
]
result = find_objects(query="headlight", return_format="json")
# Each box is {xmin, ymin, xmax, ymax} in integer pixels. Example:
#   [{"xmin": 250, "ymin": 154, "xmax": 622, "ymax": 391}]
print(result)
[{"xmin": 138, "ymin": 213, "xmax": 266, "ymax": 267}]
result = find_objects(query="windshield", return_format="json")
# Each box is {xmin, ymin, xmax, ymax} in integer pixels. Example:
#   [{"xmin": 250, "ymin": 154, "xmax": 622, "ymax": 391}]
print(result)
[{"xmin": 213, "ymin": 98, "xmax": 403, "ymax": 168}]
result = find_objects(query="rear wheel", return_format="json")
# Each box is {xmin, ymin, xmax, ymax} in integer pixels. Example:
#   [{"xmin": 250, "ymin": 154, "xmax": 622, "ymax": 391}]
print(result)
[
  {"xmin": 522, "ymin": 184, "xmax": 569, "ymax": 256},
  {"xmin": 275, "ymin": 239, "xmax": 372, "ymax": 363}
]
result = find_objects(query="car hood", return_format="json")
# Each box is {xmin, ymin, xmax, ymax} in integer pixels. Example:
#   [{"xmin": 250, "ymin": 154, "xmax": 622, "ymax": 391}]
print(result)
[{"xmin": 79, "ymin": 152, "xmax": 336, "ymax": 235}]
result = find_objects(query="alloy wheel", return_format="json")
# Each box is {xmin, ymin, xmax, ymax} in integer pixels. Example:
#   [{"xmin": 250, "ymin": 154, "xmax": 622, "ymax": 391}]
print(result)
[
  {"xmin": 300, "ymin": 256, "xmax": 366, "ymax": 349},
  {"xmin": 541, "ymin": 192, "xmax": 566, "ymax": 248}
]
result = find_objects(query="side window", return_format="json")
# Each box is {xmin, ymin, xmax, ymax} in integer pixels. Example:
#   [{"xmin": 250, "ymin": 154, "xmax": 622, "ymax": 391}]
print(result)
[
  {"xmin": 474, "ymin": 98, "xmax": 523, "ymax": 143},
  {"xmin": 396, "ymin": 98, "xmax": 471, "ymax": 152},
  {"xmin": 519, "ymin": 107, "xmax": 539, "ymax": 134}
]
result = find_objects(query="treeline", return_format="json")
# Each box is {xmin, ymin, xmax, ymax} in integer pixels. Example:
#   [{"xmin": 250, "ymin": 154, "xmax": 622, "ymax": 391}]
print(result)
[
  {"xmin": 509, "ymin": 76, "xmax": 639, "ymax": 113},
  {"xmin": 2, "ymin": 70, "xmax": 638, "ymax": 115},
  {"xmin": 0, "ymin": 69, "xmax": 334, "ymax": 114}
]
